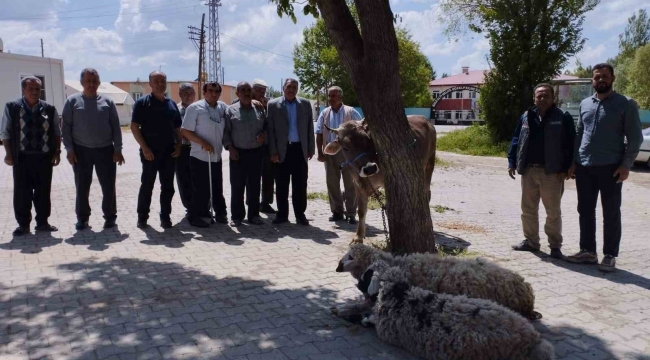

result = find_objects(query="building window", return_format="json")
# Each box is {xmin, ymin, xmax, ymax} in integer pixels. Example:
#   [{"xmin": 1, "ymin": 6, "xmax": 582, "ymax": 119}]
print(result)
[
  {"xmin": 432, "ymin": 91, "xmax": 440, "ymax": 99},
  {"xmin": 20, "ymin": 75, "xmax": 46, "ymax": 101},
  {"xmin": 466, "ymin": 111, "xmax": 474, "ymax": 120},
  {"xmin": 443, "ymin": 92, "xmax": 452, "ymax": 99},
  {"xmin": 455, "ymin": 111, "xmax": 463, "ymax": 120},
  {"xmin": 132, "ymin": 92, "xmax": 143, "ymax": 100},
  {"xmin": 455, "ymin": 91, "xmax": 463, "ymax": 99},
  {"xmin": 469, "ymin": 91, "xmax": 477, "ymax": 99},
  {"xmin": 444, "ymin": 111, "xmax": 452, "ymax": 120}
]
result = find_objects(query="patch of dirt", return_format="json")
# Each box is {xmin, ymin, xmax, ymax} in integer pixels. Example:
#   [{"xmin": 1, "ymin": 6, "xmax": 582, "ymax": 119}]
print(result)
[{"xmin": 436, "ymin": 221, "xmax": 486, "ymax": 234}]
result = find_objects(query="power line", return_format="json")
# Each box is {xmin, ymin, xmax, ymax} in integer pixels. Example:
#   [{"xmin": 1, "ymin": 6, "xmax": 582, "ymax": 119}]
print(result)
[
  {"xmin": 221, "ymin": 33, "xmax": 293, "ymax": 59},
  {"xmin": 0, "ymin": 0, "xmax": 203, "ymax": 21}
]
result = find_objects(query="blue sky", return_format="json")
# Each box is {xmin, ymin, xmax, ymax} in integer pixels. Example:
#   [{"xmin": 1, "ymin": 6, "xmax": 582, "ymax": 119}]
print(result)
[{"xmin": 1, "ymin": 0, "xmax": 649, "ymax": 87}]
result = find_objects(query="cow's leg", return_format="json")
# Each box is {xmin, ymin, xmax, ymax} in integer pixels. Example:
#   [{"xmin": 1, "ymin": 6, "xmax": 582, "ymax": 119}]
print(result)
[{"xmin": 351, "ymin": 193, "xmax": 368, "ymax": 244}]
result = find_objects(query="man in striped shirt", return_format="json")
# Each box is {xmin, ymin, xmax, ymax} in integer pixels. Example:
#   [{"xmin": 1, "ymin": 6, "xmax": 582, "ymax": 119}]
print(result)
[{"xmin": 315, "ymin": 86, "xmax": 362, "ymax": 224}]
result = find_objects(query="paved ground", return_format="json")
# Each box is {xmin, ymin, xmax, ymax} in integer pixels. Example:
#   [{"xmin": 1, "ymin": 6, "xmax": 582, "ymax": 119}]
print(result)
[{"xmin": 0, "ymin": 136, "xmax": 649, "ymax": 360}]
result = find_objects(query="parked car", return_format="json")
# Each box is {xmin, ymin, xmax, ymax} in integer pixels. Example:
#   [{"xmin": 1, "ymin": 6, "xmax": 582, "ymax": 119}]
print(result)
[{"xmin": 635, "ymin": 127, "xmax": 650, "ymax": 167}]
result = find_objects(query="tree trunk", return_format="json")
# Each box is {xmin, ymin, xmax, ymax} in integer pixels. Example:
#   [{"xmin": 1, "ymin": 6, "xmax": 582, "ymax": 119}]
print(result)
[{"xmin": 316, "ymin": 0, "xmax": 436, "ymax": 254}]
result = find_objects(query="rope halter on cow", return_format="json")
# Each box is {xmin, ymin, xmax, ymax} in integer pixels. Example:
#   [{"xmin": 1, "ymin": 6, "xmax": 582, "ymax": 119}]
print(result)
[{"xmin": 339, "ymin": 152, "xmax": 370, "ymax": 170}]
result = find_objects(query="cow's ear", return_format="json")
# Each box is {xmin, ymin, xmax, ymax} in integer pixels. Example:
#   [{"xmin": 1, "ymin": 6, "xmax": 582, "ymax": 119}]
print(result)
[{"xmin": 324, "ymin": 140, "xmax": 342, "ymax": 155}]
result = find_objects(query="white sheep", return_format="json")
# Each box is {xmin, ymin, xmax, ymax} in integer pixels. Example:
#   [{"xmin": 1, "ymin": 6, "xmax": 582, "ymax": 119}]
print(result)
[
  {"xmin": 373, "ymin": 266, "xmax": 555, "ymax": 360},
  {"xmin": 336, "ymin": 244, "xmax": 540, "ymax": 320}
]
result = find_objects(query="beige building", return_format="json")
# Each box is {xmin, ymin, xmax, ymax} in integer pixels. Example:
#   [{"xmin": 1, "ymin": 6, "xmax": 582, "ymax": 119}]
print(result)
[{"xmin": 111, "ymin": 80, "xmax": 237, "ymax": 105}]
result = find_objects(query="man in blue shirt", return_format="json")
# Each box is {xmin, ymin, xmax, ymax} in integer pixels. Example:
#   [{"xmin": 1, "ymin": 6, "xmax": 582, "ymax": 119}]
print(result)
[
  {"xmin": 566, "ymin": 63, "xmax": 643, "ymax": 272},
  {"xmin": 267, "ymin": 79, "xmax": 315, "ymax": 225},
  {"xmin": 315, "ymin": 86, "xmax": 362, "ymax": 224},
  {"xmin": 130, "ymin": 71, "xmax": 183, "ymax": 229}
]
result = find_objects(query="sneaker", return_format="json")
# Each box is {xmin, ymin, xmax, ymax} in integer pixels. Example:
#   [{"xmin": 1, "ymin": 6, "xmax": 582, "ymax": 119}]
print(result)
[
  {"xmin": 550, "ymin": 248, "xmax": 563, "ymax": 259},
  {"xmin": 329, "ymin": 213, "xmax": 344, "ymax": 222},
  {"xmin": 565, "ymin": 249, "xmax": 598, "ymax": 264},
  {"xmin": 512, "ymin": 240, "xmax": 539, "ymax": 252},
  {"xmin": 75, "ymin": 220, "xmax": 89, "ymax": 231},
  {"xmin": 599, "ymin": 255, "xmax": 616, "ymax": 272}
]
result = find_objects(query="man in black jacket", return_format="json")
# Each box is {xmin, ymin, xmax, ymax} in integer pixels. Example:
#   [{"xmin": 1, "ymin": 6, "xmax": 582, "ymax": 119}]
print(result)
[{"xmin": 507, "ymin": 83, "xmax": 576, "ymax": 259}]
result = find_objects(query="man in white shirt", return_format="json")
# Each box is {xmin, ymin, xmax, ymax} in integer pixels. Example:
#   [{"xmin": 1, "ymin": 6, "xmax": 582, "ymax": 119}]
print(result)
[
  {"xmin": 181, "ymin": 82, "xmax": 228, "ymax": 228},
  {"xmin": 315, "ymin": 86, "xmax": 362, "ymax": 224}
]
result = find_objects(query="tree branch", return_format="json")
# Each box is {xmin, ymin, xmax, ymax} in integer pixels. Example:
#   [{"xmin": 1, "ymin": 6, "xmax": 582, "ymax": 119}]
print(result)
[{"xmin": 315, "ymin": 0, "xmax": 364, "ymax": 65}]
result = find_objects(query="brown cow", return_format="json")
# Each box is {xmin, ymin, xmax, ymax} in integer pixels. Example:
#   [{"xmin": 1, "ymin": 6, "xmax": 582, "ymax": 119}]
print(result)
[{"xmin": 323, "ymin": 115, "xmax": 437, "ymax": 244}]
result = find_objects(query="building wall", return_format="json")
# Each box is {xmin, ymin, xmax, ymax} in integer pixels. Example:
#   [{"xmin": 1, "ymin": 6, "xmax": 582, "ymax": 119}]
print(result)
[
  {"xmin": 111, "ymin": 81, "xmax": 237, "ymax": 105},
  {"xmin": 0, "ymin": 53, "xmax": 66, "ymax": 112},
  {"xmin": 429, "ymin": 84, "xmax": 482, "ymax": 123}
]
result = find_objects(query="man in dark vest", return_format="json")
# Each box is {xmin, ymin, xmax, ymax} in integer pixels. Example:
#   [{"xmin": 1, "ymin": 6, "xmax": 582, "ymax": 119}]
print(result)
[
  {"xmin": 1, "ymin": 76, "xmax": 62, "ymax": 236},
  {"xmin": 507, "ymin": 83, "xmax": 576, "ymax": 259}
]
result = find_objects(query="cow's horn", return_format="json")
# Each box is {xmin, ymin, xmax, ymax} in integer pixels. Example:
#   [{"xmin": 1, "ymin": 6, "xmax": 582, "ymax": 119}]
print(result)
[{"xmin": 323, "ymin": 124, "xmax": 339, "ymax": 134}]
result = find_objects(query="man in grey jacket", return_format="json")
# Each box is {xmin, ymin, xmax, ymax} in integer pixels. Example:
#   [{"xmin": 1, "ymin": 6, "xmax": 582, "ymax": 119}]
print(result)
[
  {"xmin": 267, "ymin": 78, "xmax": 314, "ymax": 225},
  {"xmin": 566, "ymin": 63, "xmax": 643, "ymax": 272},
  {"xmin": 62, "ymin": 68, "xmax": 124, "ymax": 230}
]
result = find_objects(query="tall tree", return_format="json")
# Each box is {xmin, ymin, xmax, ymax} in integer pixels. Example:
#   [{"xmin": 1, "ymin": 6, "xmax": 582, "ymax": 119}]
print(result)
[
  {"xmin": 274, "ymin": 0, "xmax": 437, "ymax": 254},
  {"xmin": 619, "ymin": 9, "xmax": 650, "ymax": 59},
  {"xmin": 293, "ymin": 18, "xmax": 434, "ymax": 107},
  {"xmin": 442, "ymin": 73, "xmax": 450, "ymax": 78},
  {"xmin": 440, "ymin": 0, "xmax": 599, "ymax": 141},
  {"xmin": 626, "ymin": 43, "xmax": 650, "ymax": 109},
  {"xmin": 569, "ymin": 59, "xmax": 593, "ymax": 78}
]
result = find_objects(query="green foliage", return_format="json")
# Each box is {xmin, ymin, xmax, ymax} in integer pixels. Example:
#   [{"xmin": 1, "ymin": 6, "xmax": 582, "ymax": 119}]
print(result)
[
  {"xmin": 568, "ymin": 59, "xmax": 593, "ymax": 78},
  {"xmin": 437, "ymin": 125, "xmax": 510, "ymax": 157},
  {"xmin": 619, "ymin": 9, "xmax": 650, "ymax": 59},
  {"xmin": 292, "ymin": 12, "xmax": 433, "ymax": 107},
  {"xmin": 267, "ymin": 86, "xmax": 282, "ymax": 98},
  {"xmin": 627, "ymin": 44, "xmax": 650, "ymax": 109},
  {"xmin": 307, "ymin": 192, "xmax": 329, "ymax": 201},
  {"xmin": 440, "ymin": 0, "xmax": 599, "ymax": 142},
  {"xmin": 441, "ymin": 73, "xmax": 450, "ymax": 78}
]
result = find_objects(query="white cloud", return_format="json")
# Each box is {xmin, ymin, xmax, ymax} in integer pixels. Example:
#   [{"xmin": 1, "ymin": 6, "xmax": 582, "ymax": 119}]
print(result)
[
  {"xmin": 576, "ymin": 44, "xmax": 607, "ymax": 64},
  {"xmin": 451, "ymin": 49, "xmax": 490, "ymax": 74},
  {"xmin": 148, "ymin": 20, "xmax": 169, "ymax": 32},
  {"xmin": 115, "ymin": 0, "xmax": 143, "ymax": 33},
  {"xmin": 397, "ymin": 5, "xmax": 446, "ymax": 56}
]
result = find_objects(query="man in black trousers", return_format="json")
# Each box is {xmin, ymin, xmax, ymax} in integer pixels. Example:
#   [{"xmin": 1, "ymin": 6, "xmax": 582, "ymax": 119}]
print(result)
[
  {"xmin": 251, "ymin": 79, "xmax": 276, "ymax": 214},
  {"xmin": 267, "ymin": 78, "xmax": 314, "ymax": 225},
  {"xmin": 130, "ymin": 71, "xmax": 183, "ymax": 229},
  {"xmin": 176, "ymin": 83, "xmax": 196, "ymax": 218},
  {"xmin": 1, "ymin": 76, "xmax": 61, "ymax": 236},
  {"xmin": 62, "ymin": 68, "xmax": 125, "ymax": 230},
  {"xmin": 224, "ymin": 82, "xmax": 267, "ymax": 226}
]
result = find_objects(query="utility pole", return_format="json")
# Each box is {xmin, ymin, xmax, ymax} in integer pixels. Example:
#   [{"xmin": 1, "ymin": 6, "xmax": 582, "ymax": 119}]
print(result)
[
  {"xmin": 206, "ymin": 0, "xmax": 222, "ymax": 83},
  {"xmin": 188, "ymin": 14, "xmax": 206, "ymax": 99},
  {"xmin": 40, "ymin": 39, "xmax": 44, "ymax": 57},
  {"xmin": 221, "ymin": 67, "xmax": 224, "ymax": 85}
]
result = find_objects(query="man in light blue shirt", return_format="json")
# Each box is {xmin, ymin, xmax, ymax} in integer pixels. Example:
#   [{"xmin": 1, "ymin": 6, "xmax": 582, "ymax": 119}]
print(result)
[
  {"xmin": 566, "ymin": 63, "xmax": 643, "ymax": 272},
  {"xmin": 315, "ymin": 86, "xmax": 362, "ymax": 224}
]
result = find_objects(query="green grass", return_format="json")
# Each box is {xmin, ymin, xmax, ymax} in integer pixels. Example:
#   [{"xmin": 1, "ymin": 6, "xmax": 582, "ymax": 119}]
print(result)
[
  {"xmin": 437, "ymin": 125, "xmax": 509, "ymax": 157},
  {"xmin": 434, "ymin": 155, "xmax": 454, "ymax": 169},
  {"xmin": 431, "ymin": 205, "xmax": 455, "ymax": 213},
  {"xmin": 307, "ymin": 192, "xmax": 329, "ymax": 201}
]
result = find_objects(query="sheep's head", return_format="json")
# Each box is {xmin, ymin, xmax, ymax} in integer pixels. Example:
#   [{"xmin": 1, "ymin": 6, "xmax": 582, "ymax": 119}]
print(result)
[
  {"xmin": 335, "ymin": 244, "xmax": 391, "ymax": 280},
  {"xmin": 357, "ymin": 260, "xmax": 391, "ymax": 297}
]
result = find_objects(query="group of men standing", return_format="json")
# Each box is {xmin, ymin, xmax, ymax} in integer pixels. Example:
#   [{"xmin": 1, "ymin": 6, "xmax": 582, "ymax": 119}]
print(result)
[{"xmin": 508, "ymin": 63, "xmax": 643, "ymax": 273}]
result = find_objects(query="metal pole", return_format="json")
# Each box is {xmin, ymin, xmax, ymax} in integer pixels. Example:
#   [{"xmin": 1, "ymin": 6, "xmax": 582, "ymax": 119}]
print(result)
[
  {"xmin": 40, "ymin": 39, "xmax": 44, "ymax": 57},
  {"xmin": 198, "ymin": 13, "xmax": 206, "ymax": 100}
]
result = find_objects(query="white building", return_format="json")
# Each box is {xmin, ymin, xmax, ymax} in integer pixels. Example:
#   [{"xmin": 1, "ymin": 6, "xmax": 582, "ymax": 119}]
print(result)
[
  {"xmin": 0, "ymin": 38, "xmax": 65, "ymax": 113},
  {"xmin": 64, "ymin": 80, "xmax": 135, "ymax": 125}
]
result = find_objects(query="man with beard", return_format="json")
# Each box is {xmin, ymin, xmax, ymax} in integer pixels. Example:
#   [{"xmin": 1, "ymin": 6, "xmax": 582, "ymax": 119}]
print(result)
[{"xmin": 566, "ymin": 63, "xmax": 643, "ymax": 272}]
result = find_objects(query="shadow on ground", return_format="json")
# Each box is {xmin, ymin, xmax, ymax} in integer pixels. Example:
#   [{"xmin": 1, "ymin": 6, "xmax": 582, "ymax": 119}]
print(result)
[{"xmin": 0, "ymin": 258, "xmax": 420, "ymax": 360}]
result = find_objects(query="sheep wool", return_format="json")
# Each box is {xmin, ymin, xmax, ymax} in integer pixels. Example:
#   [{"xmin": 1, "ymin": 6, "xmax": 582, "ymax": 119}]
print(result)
[
  {"xmin": 375, "ymin": 267, "xmax": 554, "ymax": 360},
  {"xmin": 345, "ymin": 244, "xmax": 538, "ymax": 319}
]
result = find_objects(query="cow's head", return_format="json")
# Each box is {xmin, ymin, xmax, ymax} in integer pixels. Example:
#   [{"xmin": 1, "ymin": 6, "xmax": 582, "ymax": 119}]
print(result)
[{"xmin": 323, "ymin": 120, "xmax": 379, "ymax": 178}]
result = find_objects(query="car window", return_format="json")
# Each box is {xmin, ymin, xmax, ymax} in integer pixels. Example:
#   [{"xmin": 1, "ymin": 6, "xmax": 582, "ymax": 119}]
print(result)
[{"xmin": 643, "ymin": 128, "xmax": 650, "ymax": 136}]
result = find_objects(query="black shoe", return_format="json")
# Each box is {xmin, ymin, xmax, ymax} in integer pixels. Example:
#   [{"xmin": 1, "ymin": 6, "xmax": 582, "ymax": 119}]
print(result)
[
  {"xmin": 215, "ymin": 216, "xmax": 228, "ymax": 224},
  {"xmin": 189, "ymin": 217, "xmax": 209, "ymax": 228},
  {"xmin": 329, "ymin": 213, "xmax": 344, "ymax": 222},
  {"xmin": 248, "ymin": 217, "xmax": 264, "ymax": 225},
  {"xmin": 296, "ymin": 215, "xmax": 310, "ymax": 226},
  {"xmin": 260, "ymin": 203, "xmax": 277, "ymax": 214},
  {"xmin": 272, "ymin": 217, "xmax": 289, "ymax": 225},
  {"xmin": 200, "ymin": 211, "xmax": 212, "ymax": 218},
  {"xmin": 103, "ymin": 219, "xmax": 116, "ymax": 229},
  {"xmin": 230, "ymin": 220, "xmax": 243, "ymax": 227},
  {"xmin": 160, "ymin": 218, "xmax": 173, "ymax": 229},
  {"xmin": 347, "ymin": 216, "xmax": 357, "ymax": 225},
  {"xmin": 512, "ymin": 240, "xmax": 539, "ymax": 252},
  {"xmin": 35, "ymin": 223, "xmax": 58, "ymax": 232},
  {"xmin": 550, "ymin": 248, "xmax": 563, "ymax": 259},
  {"xmin": 75, "ymin": 220, "xmax": 89, "ymax": 231},
  {"xmin": 12, "ymin": 226, "xmax": 28, "ymax": 236},
  {"xmin": 137, "ymin": 219, "xmax": 148, "ymax": 229}
]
